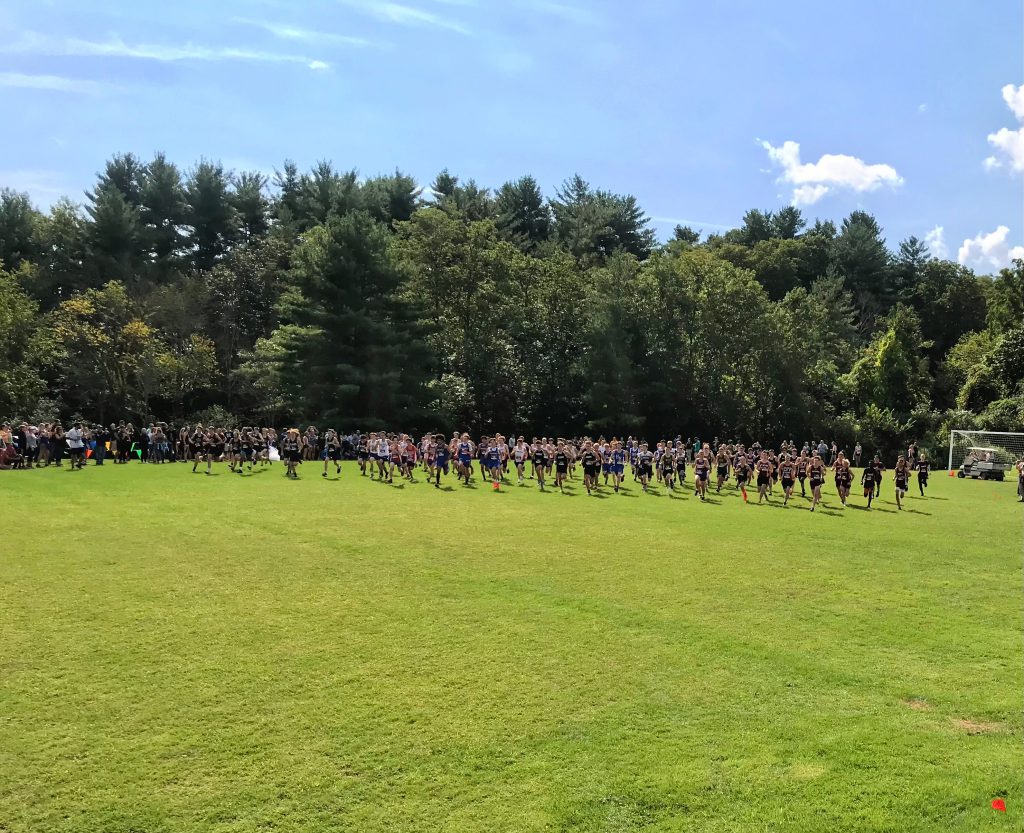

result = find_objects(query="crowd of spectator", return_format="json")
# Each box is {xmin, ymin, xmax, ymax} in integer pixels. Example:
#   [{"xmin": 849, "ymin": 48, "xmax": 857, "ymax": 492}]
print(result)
[{"xmin": 0, "ymin": 421, "xmax": 367, "ymax": 469}]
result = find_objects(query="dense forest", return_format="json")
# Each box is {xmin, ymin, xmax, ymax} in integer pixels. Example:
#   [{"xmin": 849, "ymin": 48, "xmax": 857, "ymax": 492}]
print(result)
[{"xmin": 1, "ymin": 153, "xmax": 1022, "ymax": 452}]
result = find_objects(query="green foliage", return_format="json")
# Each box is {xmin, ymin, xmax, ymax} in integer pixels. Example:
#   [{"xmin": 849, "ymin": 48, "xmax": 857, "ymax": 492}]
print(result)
[
  {"xmin": 988, "ymin": 327, "xmax": 1024, "ymax": 393},
  {"xmin": 855, "ymin": 404, "xmax": 912, "ymax": 458},
  {"xmin": 0, "ymin": 155, "xmax": 1019, "ymax": 437},
  {"xmin": 843, "ymin": 305, "xmax": 929, "ymax": 415},
  {"xmin": 49, "ymin": 281, "xmax": 163, "ymax": 419},
  {"xmin": 141, "ymin": 152, "xmax": 188, "ymax": 267},
  {"xmin": 986, "ymin": 259, "xmax": 1024, "ymax": 335},
  {"xmin": 186, "ymin": 160, "xmax": 239, "ymax": 271},
  {"xmin": 276, "ymin": 211, "xmax": 432, "ymax": 426},
  {"xmin": 550, "ymin": 175, "xmax": 655, "ymax": 263},
  {"xmin": 0, "ymin": 269, "xmax": 45, "ymax": 417},
  {"xmin": 494, "ymin": 175, "xmax": 551, "ymax": 252},
  {"xmin": 0, "ymin": 188, "xmax": 41, "ymax": 270}
]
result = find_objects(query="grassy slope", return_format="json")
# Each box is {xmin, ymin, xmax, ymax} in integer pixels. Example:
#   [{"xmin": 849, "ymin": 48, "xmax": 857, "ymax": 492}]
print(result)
[{"xmin": 0, "ymin": 461, "xmax": 1021, "ymax": 833}]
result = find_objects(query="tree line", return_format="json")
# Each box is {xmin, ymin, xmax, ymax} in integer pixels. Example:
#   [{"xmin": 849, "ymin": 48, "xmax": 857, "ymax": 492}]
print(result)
[{"xmin": 1, "ymin": 152, "xmax": 1022, "ymax": 456}]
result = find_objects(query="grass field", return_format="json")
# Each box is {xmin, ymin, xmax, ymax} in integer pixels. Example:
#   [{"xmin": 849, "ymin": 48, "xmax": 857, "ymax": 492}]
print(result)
[{"xmin": 1, "ymin": 460, "xmax": 1021, "ymax": 833}]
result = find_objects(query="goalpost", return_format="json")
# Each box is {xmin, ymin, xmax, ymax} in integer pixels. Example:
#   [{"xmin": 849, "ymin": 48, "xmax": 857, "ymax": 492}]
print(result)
[{"xmin": 947, "ymin": 430, "xmax": 1024, "ymax": 479}]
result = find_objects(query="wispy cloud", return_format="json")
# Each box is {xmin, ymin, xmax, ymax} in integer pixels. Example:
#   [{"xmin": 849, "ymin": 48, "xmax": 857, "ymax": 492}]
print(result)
[
  {"xmin": 0, "ymin": 169, "xmax": 74, "ymax": 208},
  {"xmin": 3, "ymin": 31, "xmax": 330, "ymax": 70},
  {"xmin": 0, "ymin": 71, "xmax": 114, "ymax": 95},
  {"xmin": 336, "ymin": 0, "xmax": 472, "ymax": 35},
  {"xmin": 231, "ymin": 17, "xmax": 377, "ymax": 47},
  {"xmin": 523, "ymin": 0, "xmax": 600, "ymax": 25}
]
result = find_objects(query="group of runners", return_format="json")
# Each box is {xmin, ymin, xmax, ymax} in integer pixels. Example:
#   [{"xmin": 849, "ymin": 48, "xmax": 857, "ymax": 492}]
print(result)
[
  {"xmin": 345, "ymin": 432, "xmax": 931, "ymax": 511},
  {"xmin": 23, "ymin": 420, "xmax": 939, "ymax": 510}
]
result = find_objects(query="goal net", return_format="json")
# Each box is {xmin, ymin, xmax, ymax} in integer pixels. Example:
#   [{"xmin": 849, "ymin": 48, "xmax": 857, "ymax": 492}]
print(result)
[{"xmin": 948, "ymin": 430, "xmax": 1024, "ymax": 478}]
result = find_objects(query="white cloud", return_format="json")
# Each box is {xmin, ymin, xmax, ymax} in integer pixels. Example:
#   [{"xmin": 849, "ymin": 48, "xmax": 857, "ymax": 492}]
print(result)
[
  {"xmin": 957, "ymin": 226, "xmax": 1024, "ymax": 272},
  {"xmin": 985, "ymin": 83, "xmax": 1024, "ymax": 173},
  {"xmin": 308, "ymin": 60, "xmax": 329, "ymax": 70},
  {"xmin": 759, "ymin": 139, "xmax": 904, "ymax": 205},
  {"xmin": 792, "ymin": 184, "xmax": 830, "ymax": 206},
  {"xmin": 232, "ymin": 18, "xmax": 376, "ymax": 47},
  {"xmin": 0, "ymin": 71, "xmax": 112, "ymax": 94},
  {"xmin": 337, "ymin": 0, "xmax": 471, "ymax": 34},
  {"xmin": 2, "ymin": 31, "xmax": 329, "ymax": 69},
  {"xmin": 1003, "ymin": 82, "xmax": 1024, "ymax": 120},
  {"xmin": 917, "ymin": 103, "xmax": 928, "ymax": 114},
  {"xmin": 924, "ymin": 225, "xmax": 947, "ymax": 259}
]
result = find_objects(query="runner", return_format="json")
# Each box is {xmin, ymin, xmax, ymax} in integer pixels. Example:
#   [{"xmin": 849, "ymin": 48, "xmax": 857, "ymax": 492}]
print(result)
[{"xmin": 894, "ymin": 455, "xmax": 910, "ymax": 510}]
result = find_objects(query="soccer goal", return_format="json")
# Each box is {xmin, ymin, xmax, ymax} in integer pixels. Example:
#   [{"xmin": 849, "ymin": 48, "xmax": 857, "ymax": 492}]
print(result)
[{"xmin": 947, "ymin": 430, "xmax": 1024, "ymax": 479}]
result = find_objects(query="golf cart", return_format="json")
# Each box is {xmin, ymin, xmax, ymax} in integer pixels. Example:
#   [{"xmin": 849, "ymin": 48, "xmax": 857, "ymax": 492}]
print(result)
[{"xmin": 957, "ymin": 446, "xmax": 1011, "ymax": 481}]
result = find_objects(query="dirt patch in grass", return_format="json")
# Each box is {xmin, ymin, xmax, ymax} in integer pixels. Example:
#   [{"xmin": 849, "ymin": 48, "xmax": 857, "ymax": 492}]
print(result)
[
  {"xmin": 903, "ymin": 698, "xmax": 932, "ymax": 711},
  {"xmin": 951, "ymin": 718, "xmax": 1004, "ymax": 735}
]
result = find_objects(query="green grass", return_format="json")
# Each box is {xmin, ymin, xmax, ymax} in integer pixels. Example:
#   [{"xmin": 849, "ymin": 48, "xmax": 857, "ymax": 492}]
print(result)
[{"xmin": 1, "ymin": 460, "xmax": 1021, "ymax": 833}]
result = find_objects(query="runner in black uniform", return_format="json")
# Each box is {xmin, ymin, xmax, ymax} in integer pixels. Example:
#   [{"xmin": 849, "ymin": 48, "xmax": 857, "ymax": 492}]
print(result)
[
  {"xmin": 693, "ymin": 451, "xmax": 710, "ymax": 501},
  {"xmin": 660, "ymin": 447, "xmax": 676, "ymax": 491},
  {"xmin": 357, "ymin": 435, "xmax": 370, "ymax": 475},
  {"xmin": 916, "ymin": 453, "xmax": 929, "ymax": 496},
  {"xmin": 734, "ymin": 454, "xmax": 751, "ymax": 502},
  {"xmin": 715, "ymin": 449, "xmax": 729, "ymax": 493},
  {"xmin": 893, "ymin": 456, "xmax": 910, "ymax": 510},
  {"xmin": 861, "ymin": 464, "xmax": 876, "ymax": 508},
  {"xmin": 282, "ymin": 429, "xmax": 302, "ymax": 479},
  {"xmin": 322, "ymin": 428, "xmax": 342, "ymax": 477},
  {"xmin": 779, "ymin": 455, "xmax": 796, "ymax": 506},
  {"xmin": 796, "ymin": 453, "xmax": 809, "ymax": 497},
  {"xmin": 808, "ymin": 454, "xmax": 825, "ymax": 512},
  {"xmin": 580, "ymin": 442, "xmax": 601, "ymax": 495},
  {"xmin": 531, "ymin": 440, "xmax": 548, "ymax": 491},
  {"xmin": 835, "ymin": 455, "xmax": 852, "ymax": 507},
  {"xmin": 755, "ymin": 452, "xmax": 772, "ymax": 504},
  {"xmin": 554, "ymin": 443, "xmax": 570, "ymax": 493},
  {"xmin": 191, "ymin": 427, "xmax": 212, "ymax": 475},
  {"xmin": 637, "ymin": 443, "xmax": 654, "ymax": 493}
]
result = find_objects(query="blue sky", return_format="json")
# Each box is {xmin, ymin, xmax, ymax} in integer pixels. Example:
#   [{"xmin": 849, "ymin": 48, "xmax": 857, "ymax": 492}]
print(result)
[{"xmin": 1, "ymin": 0, "xmax": 1022, "ymax": 272}]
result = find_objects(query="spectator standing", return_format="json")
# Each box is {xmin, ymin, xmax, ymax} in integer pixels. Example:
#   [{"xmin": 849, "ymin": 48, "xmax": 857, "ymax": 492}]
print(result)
[
  {"xmin": 66, "ymin": 423, "xmax": 86, "ymax": 469},
  {"xmin": 94, "ymin": 425, "xmax": 109, "ymax": 465},
  {"xmin": 52, "ymin": 424, "xmax": 65, "ymax": 467}
]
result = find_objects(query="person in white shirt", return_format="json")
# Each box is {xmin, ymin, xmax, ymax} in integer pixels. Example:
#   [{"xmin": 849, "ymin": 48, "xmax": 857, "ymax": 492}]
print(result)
[{"xmin": 65, "ymin": 422, "xmax": 86, "ymax": 470}]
